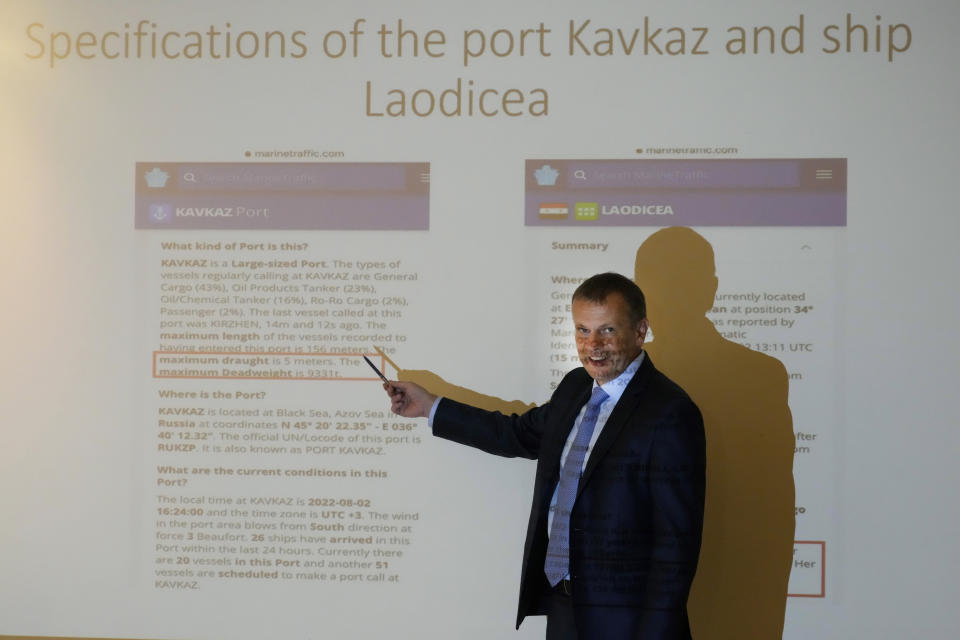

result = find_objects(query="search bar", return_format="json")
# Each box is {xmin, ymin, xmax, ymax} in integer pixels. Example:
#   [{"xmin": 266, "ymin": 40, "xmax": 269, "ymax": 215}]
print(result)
[
  {"xmin": 177, "ymin": 163, "xmax": 411, "ymax": 191},
  {"xmin": 566, "ymin": 161, "xmax": 802, "ymax": 189}
]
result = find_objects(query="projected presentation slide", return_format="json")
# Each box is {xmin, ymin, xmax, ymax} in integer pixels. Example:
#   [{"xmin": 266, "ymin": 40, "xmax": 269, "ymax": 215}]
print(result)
[{"xmin": 5, "ymin": 1, "xmax": 957, "ymax": 638}]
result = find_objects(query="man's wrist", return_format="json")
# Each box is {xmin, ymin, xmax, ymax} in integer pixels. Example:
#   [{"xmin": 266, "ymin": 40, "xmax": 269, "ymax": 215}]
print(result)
[{"xmin": 427, "ymin": 396, "xmax": 443, "ymax": 427}]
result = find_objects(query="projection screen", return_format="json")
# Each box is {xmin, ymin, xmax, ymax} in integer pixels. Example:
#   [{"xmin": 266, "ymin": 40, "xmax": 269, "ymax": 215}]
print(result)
[{"xmin": 2, "ymin": 1, "xmax": 958, "ymax": 638}]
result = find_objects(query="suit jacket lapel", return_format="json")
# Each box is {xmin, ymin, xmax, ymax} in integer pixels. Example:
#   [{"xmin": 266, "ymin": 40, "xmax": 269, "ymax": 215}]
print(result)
[{"xmin": 578, "ymin": 355, "xmax": 654, "ymax": 496}]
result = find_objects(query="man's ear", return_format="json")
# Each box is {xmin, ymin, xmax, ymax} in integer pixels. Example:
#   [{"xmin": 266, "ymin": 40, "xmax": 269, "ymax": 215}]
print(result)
[{"xmin": 637, "ymin": 318, "xmax": 649, "ymax": 344}]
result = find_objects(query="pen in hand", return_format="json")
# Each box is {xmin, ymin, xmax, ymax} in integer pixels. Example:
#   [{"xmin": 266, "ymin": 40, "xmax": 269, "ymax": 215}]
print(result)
[{"xmin": 363, "ymin": 355, "xmax": 392, "ymax": 386}]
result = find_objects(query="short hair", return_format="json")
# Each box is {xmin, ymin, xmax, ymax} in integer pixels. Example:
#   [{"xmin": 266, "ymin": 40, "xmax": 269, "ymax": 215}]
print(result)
[{"xmin": 572, "ymin": 272, "xmax": 646, "ymax": 324}]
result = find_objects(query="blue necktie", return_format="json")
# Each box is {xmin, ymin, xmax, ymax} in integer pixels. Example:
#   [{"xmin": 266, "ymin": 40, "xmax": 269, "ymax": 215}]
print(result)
[{"xmin": 544, "ymin": 386, "xmax": 609, "ymax": 586}]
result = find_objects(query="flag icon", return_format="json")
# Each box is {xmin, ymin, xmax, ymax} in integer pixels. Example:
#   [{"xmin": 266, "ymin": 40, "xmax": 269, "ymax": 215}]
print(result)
[{"xmin": 539, "ymin": 202, "xmax": 569, "ymax": 220}]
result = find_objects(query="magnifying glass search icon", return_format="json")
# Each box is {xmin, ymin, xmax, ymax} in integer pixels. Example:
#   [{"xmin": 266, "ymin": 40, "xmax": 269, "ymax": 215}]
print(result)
[
  {"xmin": 574, "ymin": 170, "xmax": 587, "ymax": 180},
  {"xmin": 183, "ymin": 172, "xmax": 197, "ymax": 183}
]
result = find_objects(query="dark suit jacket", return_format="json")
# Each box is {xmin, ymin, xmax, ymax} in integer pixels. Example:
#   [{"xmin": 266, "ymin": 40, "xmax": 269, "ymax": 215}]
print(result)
[{"xmin": 433, "ymin": 355, "xmax": 705, "ymax": 639}]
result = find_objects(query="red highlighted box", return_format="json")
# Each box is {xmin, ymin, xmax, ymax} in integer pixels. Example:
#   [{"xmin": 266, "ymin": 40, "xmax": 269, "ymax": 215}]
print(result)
[
  {"xmin": 152, "ymin": 351, "xmax": 389, "ymax": 381},
  {"xmin": 787, "ymin": 540, "xmax": 826, "ymax": 598}
]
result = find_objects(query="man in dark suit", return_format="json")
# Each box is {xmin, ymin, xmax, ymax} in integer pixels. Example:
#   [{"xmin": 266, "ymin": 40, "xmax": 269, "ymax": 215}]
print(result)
[{"xmin": 385, "ymin": 272, "xmax": 705, "ymax": 639}]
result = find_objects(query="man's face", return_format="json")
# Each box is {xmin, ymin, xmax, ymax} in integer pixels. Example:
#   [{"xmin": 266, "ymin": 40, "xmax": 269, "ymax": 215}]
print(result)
[{"xmin": 572, "ymin": 293, "xmax": 648, "ymax": 384}]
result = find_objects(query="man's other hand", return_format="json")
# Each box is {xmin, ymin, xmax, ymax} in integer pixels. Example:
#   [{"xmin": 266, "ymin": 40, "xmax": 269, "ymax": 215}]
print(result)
[{"xmin": 384, "ymin": 380, "xmax": 436, "ymax": 419}]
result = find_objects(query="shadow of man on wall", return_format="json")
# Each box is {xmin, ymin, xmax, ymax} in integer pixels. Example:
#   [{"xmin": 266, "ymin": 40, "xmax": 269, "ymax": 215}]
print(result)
[
  {"xmin": 395, "ymin": 370, "xmax": 536, "ymax": 416},
  {"xmin": 634, "ymin": 227, "xmax": 796, "ymax": 639}
]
